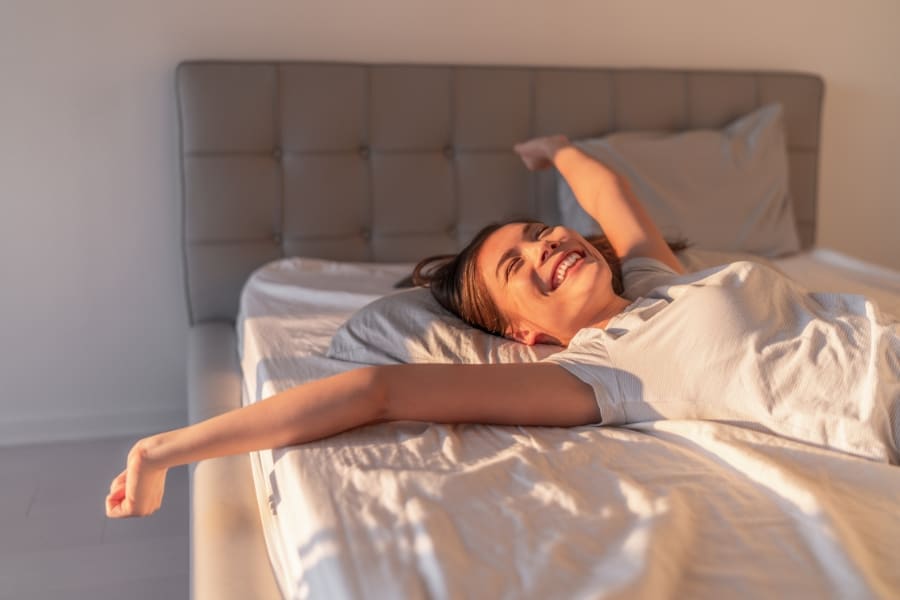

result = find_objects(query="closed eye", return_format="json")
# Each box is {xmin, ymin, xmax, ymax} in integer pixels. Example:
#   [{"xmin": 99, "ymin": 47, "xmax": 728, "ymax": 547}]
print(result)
[
  {"xmin": 506, "ymin": 256, "xmax": 522, "ymax": 280},
  {"xmin": 506, "ymin": 224, "xmax": 548, "ymax": 280},
  {"xmin": 499, "ymin": 222, "xmax": 549, "ymax": 284}
]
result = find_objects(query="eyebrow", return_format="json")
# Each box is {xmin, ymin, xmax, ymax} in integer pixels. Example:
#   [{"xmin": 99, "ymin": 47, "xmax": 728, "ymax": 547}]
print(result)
[{"xmin": 494, "ymin": 222, "xmax": 539, "ymax": 284}]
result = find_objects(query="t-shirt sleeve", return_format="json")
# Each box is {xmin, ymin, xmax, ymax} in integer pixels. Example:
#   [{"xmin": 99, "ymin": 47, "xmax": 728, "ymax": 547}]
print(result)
[
  {"xmin": 621, "ymin": 257, "xmax": 681, "ymax": 300},
  {"xmin": 542, "ymin": 330, "xmax": 626, "ymax": 426}
]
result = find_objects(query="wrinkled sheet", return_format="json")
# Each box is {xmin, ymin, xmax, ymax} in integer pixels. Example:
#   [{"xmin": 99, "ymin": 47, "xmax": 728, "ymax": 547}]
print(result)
[{"xmin": 238, "ymin": 252, "xmax": 900, "ymax": 600}]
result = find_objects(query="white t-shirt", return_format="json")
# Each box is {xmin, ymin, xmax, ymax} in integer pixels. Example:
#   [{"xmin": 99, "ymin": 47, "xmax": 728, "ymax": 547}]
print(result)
[{"xmin": 544, "ymin": 258, "xmax": 900, "ymax": 464}]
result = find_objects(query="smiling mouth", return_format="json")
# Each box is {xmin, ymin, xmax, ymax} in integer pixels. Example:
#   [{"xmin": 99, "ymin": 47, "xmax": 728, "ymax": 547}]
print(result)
[{"xmin": 551, "ymin": 251, "xmax": 584, "ymax": 290}]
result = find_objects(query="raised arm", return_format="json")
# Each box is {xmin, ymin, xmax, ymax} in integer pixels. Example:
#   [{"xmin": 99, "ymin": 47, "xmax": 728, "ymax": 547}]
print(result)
[
  {"xmin": 105, "ymin": 363, "xmax": 598, "ymax": 518},
  {"xmin": 514, "ymin": 135, "xmax": 685, "ymax": 274}
]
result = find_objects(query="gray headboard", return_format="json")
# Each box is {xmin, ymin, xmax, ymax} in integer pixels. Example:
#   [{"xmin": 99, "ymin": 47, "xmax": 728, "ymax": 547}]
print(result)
[{"xmin": 177, "ymin": 61, "xmax": 823, "ymax": 325}]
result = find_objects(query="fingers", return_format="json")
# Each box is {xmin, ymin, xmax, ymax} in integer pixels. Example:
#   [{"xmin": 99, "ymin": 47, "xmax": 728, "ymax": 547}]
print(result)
[
  {"xmin": 108, "ymin": 470, "xmax": 126, "ymax": 502},
  {"xmin": 109, "ymin": 469, "xmax": 126, "ymax": 493},
  {"xmin": 105, "ymin": 441, "xmax": 168, "ymax": 519},
  {"xmin": 105, "ymin": 494, "xmax": 118, "ymax": 517},
  {"xmin": 104, "ymin": 467, "xmax": 163, "ymax": 518},
  {"xmin": 106, "ymin": 472, "xmax": 127, "ymax": 518},
  {"xmin": 106, "ymin": 491, "xmax": 128, "ymax": 518}
]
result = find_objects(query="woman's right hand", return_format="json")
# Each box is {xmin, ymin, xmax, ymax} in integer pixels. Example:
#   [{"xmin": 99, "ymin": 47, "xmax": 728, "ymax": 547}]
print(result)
[
  {"xmin": 105, "ymin": 437, "xmax": 169, "ymax": 518},
  {"xmin": 513, "ymin": 134, "xmax": 570, "ymax": 171}
]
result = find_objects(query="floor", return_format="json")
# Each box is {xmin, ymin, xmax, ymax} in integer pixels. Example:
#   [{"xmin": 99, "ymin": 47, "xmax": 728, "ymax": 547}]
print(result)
[{"xmin": 0, "ymin": 436, "xmax": 189, "ymax": 599}]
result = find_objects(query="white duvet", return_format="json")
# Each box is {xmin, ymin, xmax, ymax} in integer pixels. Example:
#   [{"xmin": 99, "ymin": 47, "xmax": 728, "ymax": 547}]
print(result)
[{"xmin": 238, "ymin": 252, "xmax": 900, "ymax": 600}]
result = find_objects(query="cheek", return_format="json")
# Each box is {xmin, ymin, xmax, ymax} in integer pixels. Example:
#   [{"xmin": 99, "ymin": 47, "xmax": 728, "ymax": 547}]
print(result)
[
  {"xmin": 506, "ymin": 277, "xmax": 536, "ymax": 313},
  {"xmin": 568, "ymin": 260, "xmax": 610, "ymax": 300},
  {"xmin": 588, "ymin": 255, "xmax": 612, "ymax": 282}
]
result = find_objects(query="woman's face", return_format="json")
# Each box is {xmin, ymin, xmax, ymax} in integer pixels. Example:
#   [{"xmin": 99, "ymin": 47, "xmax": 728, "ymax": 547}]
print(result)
[{"xmin": 476, "ymin": 222, "xmax": 617, "ymax": 346}]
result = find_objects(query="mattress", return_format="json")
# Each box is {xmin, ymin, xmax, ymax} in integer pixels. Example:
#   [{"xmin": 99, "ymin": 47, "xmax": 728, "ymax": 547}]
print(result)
[{"xmin": 237, "ymin": 250, "xmax": 900, "ymax": 600}]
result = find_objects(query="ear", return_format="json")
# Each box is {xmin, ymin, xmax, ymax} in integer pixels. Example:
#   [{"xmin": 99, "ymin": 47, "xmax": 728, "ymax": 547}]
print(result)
[
  {"xmin": 533, "ymin": 332, "xmax": 563, "ymax": 346},
  {"xmin": 507, "ymin": 327, "xmax": 559, "ymax": 346},
  {"xmin": 508, "ymin": 328, "xmax": 539, "ymax": 346}
]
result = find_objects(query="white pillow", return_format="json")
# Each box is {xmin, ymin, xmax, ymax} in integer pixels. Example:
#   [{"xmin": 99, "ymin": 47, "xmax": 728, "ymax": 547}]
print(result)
[
  {"xmin": 558, "ymin": 103, "xmax": 800, "ymax": 257},
  {"xmin": 326, "ymin": 287, "xmax": 560, "ymax": 365}
]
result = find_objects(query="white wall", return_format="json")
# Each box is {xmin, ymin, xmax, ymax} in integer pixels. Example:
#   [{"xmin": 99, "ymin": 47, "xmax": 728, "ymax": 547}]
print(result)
[{"xmin": 1, "ymin": 0, "xmax": 898, "ymax": 444}]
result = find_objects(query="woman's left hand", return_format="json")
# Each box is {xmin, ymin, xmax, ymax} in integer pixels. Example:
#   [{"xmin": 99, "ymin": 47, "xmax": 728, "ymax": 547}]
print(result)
[{"xmin": 105, "ymin": 438, "xmax": 168, "ymax": 518}]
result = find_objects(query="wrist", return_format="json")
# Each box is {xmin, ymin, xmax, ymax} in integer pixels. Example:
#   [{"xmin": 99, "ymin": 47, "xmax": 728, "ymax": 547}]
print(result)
[
  {"xmin": 135, "ymin": 433, "xmax": 170, "ymax": 470},
  {"xmin": 545, "ymin": 135, "xmax": 571, "ymax": 161}
]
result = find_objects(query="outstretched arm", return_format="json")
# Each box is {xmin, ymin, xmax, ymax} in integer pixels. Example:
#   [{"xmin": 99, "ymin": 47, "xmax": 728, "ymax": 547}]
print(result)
[
  {"xmin": 106, "ymin": 363, "xmax": 597, "ymax": 518},
  {"xmin": 514, "ymin": 135, "xmax": 685, "ymax": 274}
]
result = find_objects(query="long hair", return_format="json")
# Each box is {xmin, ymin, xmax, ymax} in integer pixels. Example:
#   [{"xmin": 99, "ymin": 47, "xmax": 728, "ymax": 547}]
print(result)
[
  {"xmin": 402, "ymin": 220, "xmax": 685, "ymax": 337},
  {"xmin": 410, "ymin": 223, "xmax": 510, "ymax": 336}
]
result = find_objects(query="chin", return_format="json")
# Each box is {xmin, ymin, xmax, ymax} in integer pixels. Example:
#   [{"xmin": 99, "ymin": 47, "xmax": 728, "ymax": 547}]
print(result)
[
  {"xmin": 567, "ymin": 263, "xmax": 616, "ymax": 311},
  {"xmin": 578, "ymin": 257, "xmax": 610, "ymax": 293}
]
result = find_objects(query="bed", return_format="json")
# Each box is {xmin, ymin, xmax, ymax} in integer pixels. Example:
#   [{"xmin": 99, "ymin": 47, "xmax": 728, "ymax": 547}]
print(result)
[{"xmin": 178, "ymin": 61, "xmax": 900, "ymax": 599}]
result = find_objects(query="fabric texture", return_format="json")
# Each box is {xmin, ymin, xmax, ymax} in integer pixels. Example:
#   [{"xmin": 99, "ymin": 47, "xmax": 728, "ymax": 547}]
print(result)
[
  {"xmin": 238, "ymin": 255, "xmax": 900, "ymax": 599},
  {"xmin": 327, "ymin": 287, "xmax": 558, "ymax": 364},
  {"xmin": 558, "ymin": 103, "xmax": 801, "ymax": 256},
  {"xmin": 546, "ymin": 258, "xmax": 900, "ymax": 464}
]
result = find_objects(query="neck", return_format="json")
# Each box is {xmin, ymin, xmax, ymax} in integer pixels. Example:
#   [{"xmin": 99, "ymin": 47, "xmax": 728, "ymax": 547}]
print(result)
[
  {"xmin": 594, "ymin": 295, "xmax": 633, "ymax": 326},
  {"xmin": 561, "ymin": 295, "xmax": 632, "ymax": 345}
]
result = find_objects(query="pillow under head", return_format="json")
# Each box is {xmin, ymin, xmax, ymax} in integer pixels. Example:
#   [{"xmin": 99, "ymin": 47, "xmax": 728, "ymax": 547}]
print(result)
[{"xmin": 326, "ymin": 287, "xmax": 560, "ymax": 365}]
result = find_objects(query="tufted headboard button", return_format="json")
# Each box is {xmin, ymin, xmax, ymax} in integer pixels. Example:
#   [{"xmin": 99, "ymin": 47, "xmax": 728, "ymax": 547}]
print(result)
[{"xmin": 358, "ymin": 145, "xmax": 370, "ymax": 159}]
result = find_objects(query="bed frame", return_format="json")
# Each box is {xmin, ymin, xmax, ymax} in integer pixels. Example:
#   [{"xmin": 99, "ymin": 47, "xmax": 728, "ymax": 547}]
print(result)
[{"xmin": 177, "ymin": 61, "xmax": 824, "ymax": 599}]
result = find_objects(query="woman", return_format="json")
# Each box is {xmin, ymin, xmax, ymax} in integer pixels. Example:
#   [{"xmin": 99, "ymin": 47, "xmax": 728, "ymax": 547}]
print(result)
[{"xmin": 106, "ymin": 136, "xmax": 899, "ymax": 518}]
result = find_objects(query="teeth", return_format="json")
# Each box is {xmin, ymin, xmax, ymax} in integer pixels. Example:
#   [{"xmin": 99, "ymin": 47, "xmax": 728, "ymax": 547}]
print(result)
[{"xmin": 553, "ymin": 252, "xmax": 581, "ymax": 289}]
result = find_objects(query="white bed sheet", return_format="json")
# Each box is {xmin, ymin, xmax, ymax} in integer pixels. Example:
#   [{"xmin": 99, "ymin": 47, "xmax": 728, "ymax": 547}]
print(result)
[{"xmin": 238, "ymin": 250, "xmax": 900, "ymax": 600}]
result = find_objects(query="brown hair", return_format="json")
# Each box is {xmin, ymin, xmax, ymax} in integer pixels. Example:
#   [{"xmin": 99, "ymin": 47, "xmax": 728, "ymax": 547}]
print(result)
[
  {"xmin": 410, "ymin": 223, "xmax": 510, "ymax": 336},
  {"xmin": 404, "ymin": 220, "xmax": 685, "ymax": 336}
]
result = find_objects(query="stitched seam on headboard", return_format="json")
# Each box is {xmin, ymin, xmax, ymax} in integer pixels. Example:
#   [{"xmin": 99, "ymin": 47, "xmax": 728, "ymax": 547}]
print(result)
[
  {"xmin": 274, "ymin": 64, "xmax": 284, "ymax": 256},
  {"xmin": 184, "ymin": 150, "xmax": 268, "ymax": 157},
  {"xmin": 809, "ymin": 76, "xmax": 824, "ymax": 245},
  {"xmin": 364, "ymin": 66, "xmax": 374, "ymax": 260},
  {"xmin": 175, "ymin": 64, "xmax": 195, "ymax": 326},
  {"xmin": 528, "ymin": 68, "xmax": 538, "ymax": 217},
  {"xmin": 753, "ymin": 72, "xmax": 761, "ymax": 108},
  {"xmin": 448, "ymin": 67, "xmax": 459, "ymax": 246},
  {"xmin": 610, "ymin": 70, "xmax": 618, "ymax": 131}
]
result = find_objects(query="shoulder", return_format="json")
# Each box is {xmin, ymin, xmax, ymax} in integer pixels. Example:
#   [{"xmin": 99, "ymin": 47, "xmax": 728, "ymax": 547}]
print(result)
[
  {"xmin": 623, "ymin": 257, "xmax": 790, "ymax": 300},
  {"xmin": 541, "ymin": 330, "xmax": 622, "ymax": 425},
  {"xmin": 543, "ymin": 327, "xmax": 614, "ymax": 374},
  {"xmin": 620, "ymin": 256, "xmax": 683, "ymax": 300}
]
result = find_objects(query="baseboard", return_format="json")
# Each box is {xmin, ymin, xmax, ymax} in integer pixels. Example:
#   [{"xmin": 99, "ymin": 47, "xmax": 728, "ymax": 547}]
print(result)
[{"xmin": 0, "ymin": 408, "xmax": 188, "ymax": 446}]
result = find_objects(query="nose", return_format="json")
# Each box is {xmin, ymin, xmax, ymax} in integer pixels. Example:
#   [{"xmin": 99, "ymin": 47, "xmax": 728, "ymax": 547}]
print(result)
[{"xmin": 526, "ymin": 237, "xmax": 558, "ymax": 266}]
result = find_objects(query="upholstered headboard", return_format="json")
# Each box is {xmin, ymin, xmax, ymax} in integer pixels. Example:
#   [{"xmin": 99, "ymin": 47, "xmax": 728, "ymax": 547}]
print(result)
[{"xmin": 177, "ymin": 61, "xmax": 823, "ymax": 325}]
